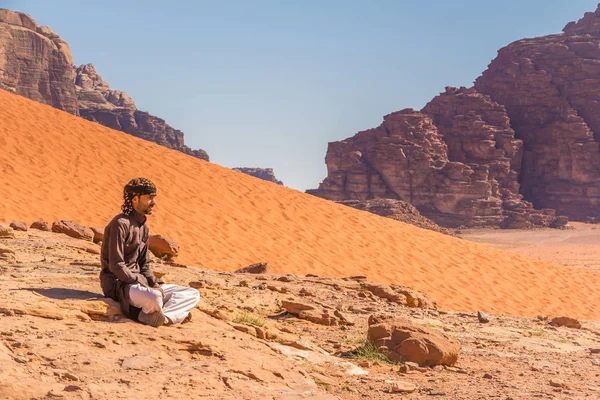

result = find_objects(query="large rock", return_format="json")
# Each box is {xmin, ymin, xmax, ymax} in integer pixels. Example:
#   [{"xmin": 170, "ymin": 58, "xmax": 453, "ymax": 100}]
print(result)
[
  {"xmin": 473, "ymin": 5, "xmax": 600, "ymax": 220},
  {"xmin": 89, "ymin": 226, "xmax": 104, "ymax": 244},
  {"xmin": 309, "ymin": 104, "xmax": 566, "ymax": 228},
  {"xmin": 9, "ymin": 221, "xmax": 27, "ymax": 231},
  {"xmin": 30, "ymin": 220, "xmax": 50, "ymax": 231},
  {"xmin": 148, "ymin": 234, "xmax": 179, "ymax": 260},
  {"xmin": 51, "ymin": 220, "xmax": 94, "ymax": 241},
  {"xmin": 0, "ymin": 224, "xmax": 15, "ymax": 239},
  {"xmin": 0, "ymin": 9, "xmax": 78, "ymax": 114},
  {"xmin": 367, "ymin": 314, "xmax": 460, "ymax": 367},
  {"xmin": 234, "ymin": 262, "xmax": 270, "ymax": 274},
  {"xmin": 363, "ymin": 283, "xmax": 436, "ymax": 309}
]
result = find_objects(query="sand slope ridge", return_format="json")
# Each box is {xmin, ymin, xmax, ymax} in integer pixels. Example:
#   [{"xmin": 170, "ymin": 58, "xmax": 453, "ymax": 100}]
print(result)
[{"xmin": 0, "ymin": 89, "xmax": 599, "ymax": 319}]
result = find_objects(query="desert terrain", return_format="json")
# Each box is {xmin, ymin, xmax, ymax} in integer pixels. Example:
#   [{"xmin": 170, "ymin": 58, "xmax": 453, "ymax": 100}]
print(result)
[
  {"xmin": 1, "ymin": 226, "xmax": 599, "ymax": 400},
  {"xmin": 1, "ymin": 89, "xmax": 600, "ymax": 322},
  {"xmin": 460, "ymin": 222, "xmax": 600, "ymax": 273}
]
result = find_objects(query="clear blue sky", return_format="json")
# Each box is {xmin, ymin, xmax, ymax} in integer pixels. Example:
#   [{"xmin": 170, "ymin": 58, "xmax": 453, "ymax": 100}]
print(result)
[{"xmin": 2, "ymin": 1, "xmax": 598, "ymax": 191}]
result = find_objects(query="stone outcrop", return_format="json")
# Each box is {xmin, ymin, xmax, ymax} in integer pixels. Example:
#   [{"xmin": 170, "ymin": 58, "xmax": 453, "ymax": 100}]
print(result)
[
  {"xmin": 0, "ymin": 9, "xmax": 77, "ymax": 114},
  {"xmin": 74, "ymin": 64, "xmax": 209, "ymax": 161},
  {"xmin": 0, "ymin": 224, "xmax": 15, "ymax": 239},
  {"xmin": 311, "ymin": 5, "xmax": 600, "ymax": 226},
  {"xmin": 232, "ymin": 167, "xmax": 283, "ymax": 185},
  {"xmin": 9, "ymin": 221, "xmax": 27, "ymax": 231},
  {"xmin": 337, "ymin": 199, "xmax": 452, "ymax": 235},
  {"xmin": 30, "ymin": 220, "xmax": 50, "ymax": 231},
  {"xmin": 148, "ymin": 234, "xmax": 179, "ymax": 261},
  {"xmin": 51, "ymin": 220, "xmax": 94, "ymax": 241},
  {"xmin": 309, "ymin": 98, "xmax": 566, "ymax": 228},
  {"xmin": 473, "ymin": 5, "xmax": 600, "ymax": 220},
  {"xmin": 0, "ymin": 9, "xmax": 209, "ymax": 161},
  {"xmin": 234, "ymin": 262, "xmax": 270, "ymax": 274},
  {"xmin": 367, "ymin": 314, "xmax": 460, "ymax": 366}
]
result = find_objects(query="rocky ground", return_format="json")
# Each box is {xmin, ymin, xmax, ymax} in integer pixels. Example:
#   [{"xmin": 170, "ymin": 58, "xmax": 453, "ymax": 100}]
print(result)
[{"xmin": 1, "ymin": 228, "xmax": 600, "ymax": 400}]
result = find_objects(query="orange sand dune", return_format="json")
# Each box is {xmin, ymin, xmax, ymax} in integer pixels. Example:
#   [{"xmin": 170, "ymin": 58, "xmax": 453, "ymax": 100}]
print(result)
[{"xmin": 1, "ymin": 89, "xmax": 599, "ymax": 319}]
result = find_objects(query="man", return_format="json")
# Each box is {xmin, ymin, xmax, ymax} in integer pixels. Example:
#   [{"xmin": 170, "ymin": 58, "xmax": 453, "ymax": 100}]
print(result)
[{"xmin": 100, "ymin": 177, "xmax": 200, "ymax": 327}]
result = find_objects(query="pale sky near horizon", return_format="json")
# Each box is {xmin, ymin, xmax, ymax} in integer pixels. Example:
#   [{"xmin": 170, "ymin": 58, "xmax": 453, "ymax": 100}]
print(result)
[{"xmin": 2, "ymin": 1, "xmax": 598, "ymax": 191}]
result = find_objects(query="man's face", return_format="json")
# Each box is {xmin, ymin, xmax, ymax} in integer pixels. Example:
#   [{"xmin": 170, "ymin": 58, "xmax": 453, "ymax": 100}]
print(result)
[{"xmin": 132, "ymin": 194, "xmax": 157, "ymax": 215}]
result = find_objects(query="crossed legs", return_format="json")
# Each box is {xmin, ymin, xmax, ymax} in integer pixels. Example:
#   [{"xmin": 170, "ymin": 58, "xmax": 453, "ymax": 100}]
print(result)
[{"xmin": 129, "ymin": 283, "xmax": 200, "ymax": 326}]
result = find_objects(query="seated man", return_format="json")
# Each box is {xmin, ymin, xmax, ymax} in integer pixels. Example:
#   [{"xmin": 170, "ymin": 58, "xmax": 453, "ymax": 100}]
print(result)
[{"xmin": 99, "ymin": 177, "xmax": 200, "ymax": 327}]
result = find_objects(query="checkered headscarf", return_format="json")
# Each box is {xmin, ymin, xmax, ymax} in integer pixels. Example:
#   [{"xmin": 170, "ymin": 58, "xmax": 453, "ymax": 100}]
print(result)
[{"xmin": 121, "ymin": 177, "xmax": 157, "ymax": 215}]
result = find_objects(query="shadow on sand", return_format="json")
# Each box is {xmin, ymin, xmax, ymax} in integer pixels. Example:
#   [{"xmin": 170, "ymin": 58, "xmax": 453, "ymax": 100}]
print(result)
[{"xmin": 23, "ymin": 287, "xmax": 102, "ymax": 300}]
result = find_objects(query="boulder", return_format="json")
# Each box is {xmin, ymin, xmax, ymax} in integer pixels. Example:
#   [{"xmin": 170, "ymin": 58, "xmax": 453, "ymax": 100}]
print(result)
[
  {"xmin": 51, "ymin": 220, "xmax": 94, "ymax": 241},
  {"xmin": 234, "ymin": 262, "xmax": 270, "ymax": 274},
  {"xmin": 90, "ymin": 226, "xmax": 104, "ymax": 244},
  {"xmin": 9, "ymin": 221, "xmax": 27, "ymax": 231},
  {"xmin": 148, "ymin": 234, "xmax": 179, "ymax": 260},
  {"xmin": 367, "ymin": 314, "xmax": 460, "ymax": 366},
  {"xmin": 0, "ymin": 224, "xmax": 15, "ymax": 239},
  {"xmin": 363, "ymin": 283, "xmax": 436, "ymax": 309},
  {"xmin": 30, "ymin": 220, "xmax": 50, "ymax": 231},
  {"xmin": 549, "ymin": 316, "xmax": 581, "ymax": 329}
]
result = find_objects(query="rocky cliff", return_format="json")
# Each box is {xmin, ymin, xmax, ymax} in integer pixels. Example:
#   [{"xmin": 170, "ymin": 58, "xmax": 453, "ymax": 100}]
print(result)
[
  {"xmin": 0, "ymin": 9, "xmax": 209, "ymax": 161},
  {"xmin": 232, "ymin": 167, "xmax": 284, "ymax": 185},
  {"xmin": 311, "ymin": 6, "xmax": 600, "ymax": 227},
  {"xmin": 308, "ymin": 92, "xmax": 564, "ymax": 228},
  {"xmin": 474, "ymin": 5, "xmax": 600, "ymax": 219},
  {"xmin": 75, "ymin": 64, "xmax": 209, "ymax": 160},
  {"xmin": 0, "ymin": 9, "xmax": 78, "ymax": 114}
]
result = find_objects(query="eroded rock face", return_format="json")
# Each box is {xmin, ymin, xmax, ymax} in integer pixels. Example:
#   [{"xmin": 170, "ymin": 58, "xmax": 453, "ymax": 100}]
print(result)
[
  {"xmin": 309, "ymin": 102, "xmax": 565, "ymax": 228},
  {"xmin": 74, "ymin": 64, "xmax": 209, "ymax": 161},
  {"xmin": 0, "ymin": 9, "xmax": 209, "ymax": 162},
  {"xmin": 0, "ymin": 9, "xmax": 78, "ymax": 114},
  {"xmin": 474, "ymin": 4, "xmax": 600, "ymax": 220},
  {"xmin": 311, "ymin": 6, "xmax": 600, "ymax": 226},
  {"xmin": 232, "ymin": 168, "xmax": 283, "ymax": 185}
]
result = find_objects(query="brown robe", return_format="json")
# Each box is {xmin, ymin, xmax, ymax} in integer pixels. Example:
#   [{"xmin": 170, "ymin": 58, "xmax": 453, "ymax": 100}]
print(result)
[{"xmin": 99, "ymin": 210, "xmax": 158, "ymax": 319}]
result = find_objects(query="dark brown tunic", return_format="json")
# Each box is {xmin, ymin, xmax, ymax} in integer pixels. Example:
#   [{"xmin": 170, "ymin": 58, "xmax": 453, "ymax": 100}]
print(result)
[{"xmin": 99, "ymin": 210, "xmax": 158, "ymax": 318}]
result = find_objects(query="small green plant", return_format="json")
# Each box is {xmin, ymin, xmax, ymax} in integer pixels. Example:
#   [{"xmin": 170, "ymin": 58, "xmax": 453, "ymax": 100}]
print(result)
[
  {"xmin": 350, "ymin": 338, "xmax": 393, "ymax": 363},
  {"xmin": 343, "ymin": 336, "xmax": 365, "ymax": 345},
  {"xmin": 233, "ymin": 311, "xmax": 266, "ymax": 327}
]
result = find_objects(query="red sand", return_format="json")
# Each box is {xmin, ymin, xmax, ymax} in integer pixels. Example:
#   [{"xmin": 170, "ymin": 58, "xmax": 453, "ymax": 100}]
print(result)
[{"xmin": 1, "ymin": 89, "xmax": 599, "ymax": 319}]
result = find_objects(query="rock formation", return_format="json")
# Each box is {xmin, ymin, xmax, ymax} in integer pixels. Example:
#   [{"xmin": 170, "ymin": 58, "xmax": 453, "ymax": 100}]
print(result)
[
  {"xmin": 474, "ymin": 5, "xmax": 600, "ymax": 220},
  {"xmin": 75, "ymin": 64, "xmax": 209, "ymax": 161},
  {"xmin": 0, "ymin": 9, "xmax": 209, "ymax": 161},
  {"xmin": 232, "ymin": 167, "xmax": 284, "ymax": 185},
  {"xmin": 308, "ymin": 94, "xmax": 565, "ymax": 228},
  {"xmin": 0, "ymin": 9, "xmax": 77, "ymax": 114},
  {"xmin": 311, "ymin": 5, "xmax": 600, "ymax": 227}
]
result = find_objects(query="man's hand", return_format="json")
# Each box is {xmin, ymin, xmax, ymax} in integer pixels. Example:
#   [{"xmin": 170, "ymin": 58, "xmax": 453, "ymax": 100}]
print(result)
[{"xmin": 153, "ymin": 284, "xmax": 165, "ymax": 299}]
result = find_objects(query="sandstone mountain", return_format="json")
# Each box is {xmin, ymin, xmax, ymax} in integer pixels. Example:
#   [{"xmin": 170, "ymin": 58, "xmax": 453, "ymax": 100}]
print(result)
[
  {"xmin": 0, "ymin": 8, "xmax": 209, "ymax": 161},
  {"xmin": 2, "ymin": 88, "xmax": 600, "ymax": 319},
  {"xmin": 311, "ymin": 6, "xmax": 600, "ymax": 228}
]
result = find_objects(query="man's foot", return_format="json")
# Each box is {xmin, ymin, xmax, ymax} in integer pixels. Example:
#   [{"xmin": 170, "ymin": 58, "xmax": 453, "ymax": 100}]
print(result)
[
  {"xmin": 138, "ymin": 309, "xmax": 167, "ymax": 327},
  {"xmin": 182, "ymin": 312, "xmax": 192, "ymax": 324}
]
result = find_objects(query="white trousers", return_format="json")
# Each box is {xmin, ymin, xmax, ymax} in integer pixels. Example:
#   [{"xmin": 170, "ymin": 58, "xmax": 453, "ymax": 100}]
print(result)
[{"xmin": 129, "ymin": 283, "xmax": 200, "ymax": 324}]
